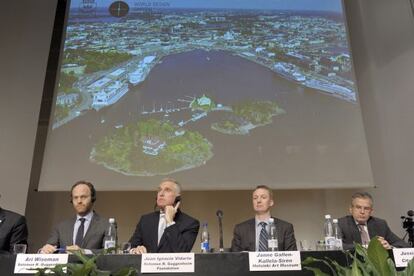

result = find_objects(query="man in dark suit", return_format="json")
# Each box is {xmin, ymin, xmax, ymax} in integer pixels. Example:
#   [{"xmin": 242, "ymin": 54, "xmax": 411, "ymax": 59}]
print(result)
[
  {"xmin": 339, "ymin": 192, "xmax": 409, "ymax": 250},
  {"xmin": 129, "ymin": 178, "xmax": 199, "ymax": 253},
  {"xmin": 231, "ymin": 185, "xmax": 297, "ymax": 252},
  {"xmin": 0, "ymin": 202, "xmax": 28, "ymax": 254},
  {"xmin": 39, "ymin": 181, "xmax": 109, "ymax": 253}
]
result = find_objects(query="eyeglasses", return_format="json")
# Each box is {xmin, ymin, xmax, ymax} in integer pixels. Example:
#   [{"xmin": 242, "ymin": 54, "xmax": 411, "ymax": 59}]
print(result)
[{"xmin": 352, "ymin": 205, "xmax": 372, "ymax": 212}]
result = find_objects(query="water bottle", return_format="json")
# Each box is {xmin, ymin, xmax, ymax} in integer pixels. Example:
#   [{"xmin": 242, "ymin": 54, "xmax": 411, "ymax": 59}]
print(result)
[
  {"xmin": 324, "ymin": 214, "xmax": 335, "ymax": 250},
  {"xmin": 104, "ymin": 218, "xmax": 117, "ymax": 252},
  {"xmin": 332, "ymin": 219, "xmax": 343, "ymax": 250},
  {"xmin": 268, "ymin": 218, "xmax": 278, "ymax": 251},
  {"xmin": 200, "ymin": 223, "xmax": 210, "ymax": 253}
]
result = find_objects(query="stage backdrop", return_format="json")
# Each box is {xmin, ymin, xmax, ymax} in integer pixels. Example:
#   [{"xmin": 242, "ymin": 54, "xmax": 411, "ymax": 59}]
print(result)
[{"xmin": 37, "ymin": 0, "xmax": 373, "ymax": 191}]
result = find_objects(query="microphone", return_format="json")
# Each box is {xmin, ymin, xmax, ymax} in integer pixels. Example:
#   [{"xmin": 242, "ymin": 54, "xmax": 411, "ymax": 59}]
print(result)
[
  {"xmin": 216, "ymin": 210, "xmax": 224, "ymax": 252},
  {"xmin": 408, "ymin": 210, "xmax": 414, "ymax": 217}
]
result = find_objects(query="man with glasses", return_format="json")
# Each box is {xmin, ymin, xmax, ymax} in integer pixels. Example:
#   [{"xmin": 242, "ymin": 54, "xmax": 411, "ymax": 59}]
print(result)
[{"xmin": 338, "ymin": 192, "xmax": 409, "ymax": 250}]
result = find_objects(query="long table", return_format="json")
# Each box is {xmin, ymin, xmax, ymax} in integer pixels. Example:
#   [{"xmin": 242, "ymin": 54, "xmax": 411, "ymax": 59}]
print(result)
[{"xmin": 0, "ymin": 251, "xmax": 349, "ymax": 275}]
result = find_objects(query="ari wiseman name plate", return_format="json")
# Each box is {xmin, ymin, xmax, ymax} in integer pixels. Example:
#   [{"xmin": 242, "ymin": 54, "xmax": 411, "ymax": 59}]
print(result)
[
  {"xmin": 141, "ymin": 253, "xmax": 195, "ymax": 273},
  {"xmin": 249, "ymin": 251, "xmax": 301, "ymax": 271},
  {"xmin": 393, "ymin": 248, "xmax": 414, "ymax": 267},
  {"xmin": 14, "ymin": 254, "xmax": 68, "ymax": 274}
]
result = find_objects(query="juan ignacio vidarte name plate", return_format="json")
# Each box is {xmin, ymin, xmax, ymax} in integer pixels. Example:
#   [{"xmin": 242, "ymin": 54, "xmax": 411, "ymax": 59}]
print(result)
[
  {"xmin": 249, "ymin": 251, "xmax": 301, "ymax": 271},
  {"xmin": 141, "ymin": 253, "xmax": 195, "ymax": 273}
]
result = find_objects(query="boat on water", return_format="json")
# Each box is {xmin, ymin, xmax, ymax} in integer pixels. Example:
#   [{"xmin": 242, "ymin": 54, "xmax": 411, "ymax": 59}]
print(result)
[
  {"xmin": 128, "ymin": 55, "xmax": 156, "ymax": 86},
  {"xmin": 129, "ymin": 69, "xmax": 145, "ymax": 85},
  {"xmin": 92, "ymin": 81, "xmax": 129, "ymax": 110}
]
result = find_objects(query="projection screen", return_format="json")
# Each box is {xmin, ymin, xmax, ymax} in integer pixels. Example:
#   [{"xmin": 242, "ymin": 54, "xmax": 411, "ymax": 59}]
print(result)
[{"xmin": 37, "ymin": 0, "xmax": 373, "ymax": 190}]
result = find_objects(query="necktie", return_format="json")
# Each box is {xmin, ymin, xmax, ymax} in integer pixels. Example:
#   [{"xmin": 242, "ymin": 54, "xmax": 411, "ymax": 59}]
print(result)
[
  {"xmin": 258, "ymin": 222, "xmax": 268, "ymax": 251},
  {"xmin": 75, "ymin": 218, "xmax": 86, "ymax": 246},
  {"xmin": 357, "ymin": 224, "xmax": 370, "ymax": 246},
  {"xmin": 158, "ymin": 213, "xmax": 166, "ymax": 245}
]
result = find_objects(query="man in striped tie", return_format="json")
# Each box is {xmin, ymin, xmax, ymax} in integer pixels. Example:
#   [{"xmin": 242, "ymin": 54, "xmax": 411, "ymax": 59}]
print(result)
[
  {"xmin": 231, "ymin": 185, "xmax": 297, "ymax": 252},
  {"xmin": 338, "ymin": 192, "xmax": 410, "ymax": 250}
]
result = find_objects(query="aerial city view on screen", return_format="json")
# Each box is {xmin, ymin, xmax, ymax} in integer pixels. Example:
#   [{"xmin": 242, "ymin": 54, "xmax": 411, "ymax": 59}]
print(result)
[{"xmin": 46, "ymin": 0, "xmax": 370, "ymax": 186}]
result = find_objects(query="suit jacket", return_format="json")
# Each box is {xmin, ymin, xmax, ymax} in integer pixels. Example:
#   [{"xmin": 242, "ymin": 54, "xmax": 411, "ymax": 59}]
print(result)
[
  {"xmin": 338, "ymin": 215, "xmax": 410, "ymax": 250},
  {"xmin": 129, "ymin": 209, "xmax": 200, "ymax": 253},
  {"xmin": 46, "ymin": 212, "xmax": 109, "ymax": 250},
  {"xmin": 0, "ymin": 208, "xmax": 28, "ymax": 254},
  {"xmin": 231, "ymin": 217, "xmax": 297, "ymax": 252}
]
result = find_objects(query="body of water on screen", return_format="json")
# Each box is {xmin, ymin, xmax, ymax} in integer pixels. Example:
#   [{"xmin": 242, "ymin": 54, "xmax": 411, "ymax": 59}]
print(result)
[{"xmin": 42, "ymin": 49, "xmax": 372, "ymax": 190}]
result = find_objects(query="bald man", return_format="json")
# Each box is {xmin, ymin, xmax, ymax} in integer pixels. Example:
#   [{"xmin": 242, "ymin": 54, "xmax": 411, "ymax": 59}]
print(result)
[{"xmin": 129, "ymin": 178, "xmax": 200, "ymax": 253}]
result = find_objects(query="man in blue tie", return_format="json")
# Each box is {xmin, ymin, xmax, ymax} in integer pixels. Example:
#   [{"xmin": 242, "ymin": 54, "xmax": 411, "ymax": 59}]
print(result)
[
  {"xmin": 231, "ymin": 185, "xmax": 297, "ymax": 251},
  {"xmin": 39, "ymin": 181, "xmax": 109, "ymax": 254}
]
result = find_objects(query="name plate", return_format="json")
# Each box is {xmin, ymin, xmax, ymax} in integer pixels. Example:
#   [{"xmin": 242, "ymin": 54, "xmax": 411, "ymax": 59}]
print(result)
[
  {"xmin": 141, "ymin": 253, "xmax": 195, "ymax": 273},
  {"xmin": 14, "ymin": 254, "xmax": 68, "ymax": 274},
  {"xmin": 393, "ymin": 248, "xmax": 414, "ymax": 267},
  {"xmin": 249, "ymin": 251, "xmax": 301, "ymax": 271}
]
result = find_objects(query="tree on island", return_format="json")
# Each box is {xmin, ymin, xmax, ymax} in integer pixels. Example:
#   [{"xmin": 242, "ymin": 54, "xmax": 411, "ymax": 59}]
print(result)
[{"xmin": 190, "ymin": 94, "xmax": 216, "ymax": 112}]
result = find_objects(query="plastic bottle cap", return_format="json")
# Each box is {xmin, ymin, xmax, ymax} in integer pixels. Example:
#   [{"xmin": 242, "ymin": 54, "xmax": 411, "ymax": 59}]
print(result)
[
  {"xmin": 325, "ymin": 214, "xmax": 331, "ymax": 219},
  {"xmin": 109, "ymin": 218, "xmax": 115, "ymax": 223},
  {"xmin": 333, "ymin": 219, "xmax": 338, "ymax": 223}
]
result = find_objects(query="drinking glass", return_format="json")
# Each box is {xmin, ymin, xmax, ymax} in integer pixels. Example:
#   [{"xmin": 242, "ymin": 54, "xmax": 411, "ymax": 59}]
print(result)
[
  {"xmin": 300, "ymin": 240, "xmax": 312, "ymax": 251},
  {"xmin": 315, "ymin": 240, "xmax": 326, "ymax": 251},
  {"xmin": 13, "ymin": 244, "xmax": 27, "ymax": 254}
]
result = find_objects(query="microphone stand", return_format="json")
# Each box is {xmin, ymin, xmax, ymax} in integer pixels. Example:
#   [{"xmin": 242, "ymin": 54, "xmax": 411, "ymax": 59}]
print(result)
[
  {"xmin": 402, "ymin": 211, "xmax": 414, "ymax": 247},
  {"xmin": 218, "ymin": 216, "xmax": 224, "ymax": 252},
  {"xmin": 216, "ymin": 210, "xmax": 224, "ymax": 252},
  {"xmin": 408, "ymin": 221, "xmax": 414, "ymax": 247}
]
